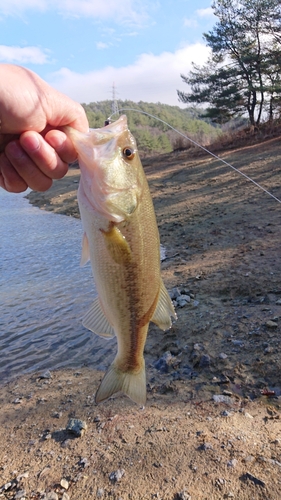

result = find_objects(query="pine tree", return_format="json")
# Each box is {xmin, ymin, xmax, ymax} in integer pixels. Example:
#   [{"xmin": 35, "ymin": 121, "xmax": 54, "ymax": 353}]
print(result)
[{"xmin": 178, "ymin": 0, "xmax": 281, "ymax": 126}]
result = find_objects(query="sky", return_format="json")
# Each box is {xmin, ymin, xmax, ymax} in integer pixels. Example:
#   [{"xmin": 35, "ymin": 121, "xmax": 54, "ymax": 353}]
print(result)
[{"xmin": 0, "ymin": 0, "xmax": 216, "ymax": 107}]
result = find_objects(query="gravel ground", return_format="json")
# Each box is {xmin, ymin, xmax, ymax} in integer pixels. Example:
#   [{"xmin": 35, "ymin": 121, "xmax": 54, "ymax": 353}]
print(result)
[{"xmin": 1, "ymin": 135, "xmax": 280, "ymax": 499}]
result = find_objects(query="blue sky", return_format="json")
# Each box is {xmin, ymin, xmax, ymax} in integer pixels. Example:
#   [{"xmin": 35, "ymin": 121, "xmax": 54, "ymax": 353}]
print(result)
[{"xmin": 0, "ymin": 0, "xmax": 215, "ymax": 106}]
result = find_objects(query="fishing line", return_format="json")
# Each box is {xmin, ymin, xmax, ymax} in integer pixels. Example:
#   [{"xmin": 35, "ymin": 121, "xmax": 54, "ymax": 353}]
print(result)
[{"xmin": 108, "ymin": 108, "xmax": 281, "ymax": 205}]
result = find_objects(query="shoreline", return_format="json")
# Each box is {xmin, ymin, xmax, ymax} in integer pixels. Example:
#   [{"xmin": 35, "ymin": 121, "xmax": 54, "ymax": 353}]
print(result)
[
  {"xmin": 26, "ymin": 165, "xmax": 81, "ymax": 219},
  {"xmin": 3, "ymin": 142, "xmax": 281, "ymax": 499}
]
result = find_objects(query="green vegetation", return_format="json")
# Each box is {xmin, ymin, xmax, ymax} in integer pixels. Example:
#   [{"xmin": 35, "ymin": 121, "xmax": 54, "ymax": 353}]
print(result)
[
  {"xmin": 82, "ymin": 100, "xmax": 221, "ymax": 156},
  {"xmin": 178, "ymin": 0, "xmax": 281, "ymax": 126}
]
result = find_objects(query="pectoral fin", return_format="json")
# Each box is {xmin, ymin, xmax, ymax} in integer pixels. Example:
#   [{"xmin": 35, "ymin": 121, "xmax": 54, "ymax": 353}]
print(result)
[
  {"xmin": 82, "ymin": 297, "xmax": 115, "ymax": 339},
  {"xmin": 80, "ymin": 232, "xmax": 90, "ymax": 266},
  {"xmin": 100, "ymin": 224, "xmax": 132, "ymax": 265},
  {"xmin": 151, "ymin": 280, "xmax": 177, "ymax": 331}
]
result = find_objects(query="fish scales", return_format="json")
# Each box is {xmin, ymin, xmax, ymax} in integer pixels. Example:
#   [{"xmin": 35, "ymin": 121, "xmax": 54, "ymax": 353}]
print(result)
[{"xmin": 66, "ymin": 115, "xmax": 176, "ymax": 405}]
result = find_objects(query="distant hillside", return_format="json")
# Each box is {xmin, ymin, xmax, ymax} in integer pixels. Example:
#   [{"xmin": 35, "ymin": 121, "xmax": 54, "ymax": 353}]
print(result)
[{"xmin": 82, "ymin": 100, "xmax": 221, "ymax": 156}]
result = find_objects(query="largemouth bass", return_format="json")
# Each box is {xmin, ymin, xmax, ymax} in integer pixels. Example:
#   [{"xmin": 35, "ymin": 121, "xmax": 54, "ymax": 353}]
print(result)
[{"xmin": 67, "ymin": 115, "xmax": 176, "ymax": 406}]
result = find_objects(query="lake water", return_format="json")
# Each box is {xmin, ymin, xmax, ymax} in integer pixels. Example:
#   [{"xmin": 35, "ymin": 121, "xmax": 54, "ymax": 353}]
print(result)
[{"xmin": 0, "ymin": 190, "xmax": 116, "ymax": 381}]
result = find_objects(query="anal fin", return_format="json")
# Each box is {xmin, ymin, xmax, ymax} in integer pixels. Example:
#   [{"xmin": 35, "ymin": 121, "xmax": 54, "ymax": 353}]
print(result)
[{"xmin": 82, "ymin": 297, "xmax": 115, "ymax": 339}]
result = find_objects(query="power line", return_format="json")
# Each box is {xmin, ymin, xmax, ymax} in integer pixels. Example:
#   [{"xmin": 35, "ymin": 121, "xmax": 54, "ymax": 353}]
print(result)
[
  {"xmin": 108, "ymin": 107, "xmax": 281, "ymax": 205},
  {"xmin": 111, "ymin": 82, "xmax": 119, "ymax": 117}
]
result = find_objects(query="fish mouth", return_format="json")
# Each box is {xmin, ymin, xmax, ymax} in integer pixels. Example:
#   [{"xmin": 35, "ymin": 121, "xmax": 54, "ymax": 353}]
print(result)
[{"xmin": 88, "ymin": 115, "xmax": 129, "ymax": 146}]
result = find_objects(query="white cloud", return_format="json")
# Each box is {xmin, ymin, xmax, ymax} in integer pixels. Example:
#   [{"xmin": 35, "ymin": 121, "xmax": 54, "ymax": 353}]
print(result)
[
  {"xmin": 183, "ymin": 18, "xmax": 198, "ymax": 28},
  {"xmin": 0, "ymin": 0, "xmax": 151, "ymax": 24},
  {"xmin": 0, "ymin": 45, "xmax": 50, "ymax": 64},
  {"xmin": 48, "ymin": 43, "xmax": 210, "ymax": 106},
  {"xmin": 0, "ymin": 0, "xmax": 46, "ymax": 16},
  {"xmin": 58, "ymin": 0, "xmax": 147, "ymax": 22},
  {"xmin": 196, "ymin": 7, "xmax": 214, "ymax": 18},
  {"xmin": 184, "ymin": 6, "xmax": 214, "ymax": 29},
  {"xmin": 96, "ymin": 42, "xmax": 110, "ymax": 50}
]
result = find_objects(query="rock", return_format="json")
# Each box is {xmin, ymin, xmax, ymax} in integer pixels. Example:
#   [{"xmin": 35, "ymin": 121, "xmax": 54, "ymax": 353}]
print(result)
[
  {"xmin": 157, "ymin": 381, "xmax": 178, "ymax": 394},
  {"xmin": 176, "ymin": 298, "xmax": 188, "ymax": 308},
  {"xmin": 154, "ymin": 351, "xmax": 175, "ymax": 373},
  {"xmin": 96, "ymin": 488, "xmax": 104, "ymax": 498},
  {"xmin": 193, "ymin": 343, "xmax": 203, "ymax": 351},
  {"xmin": 219, "ymin": 353, "xmax": 228, "ymax": 360},
  {"xmin": 66, "ymin": 418, "xmax": 87, "ymax": 437},
  {"xmin": 216, "ymin": 478, "xmax": 225, "ymax": 486},
  {"xmin": 272, "ymin": 459, "xmax": 281, "ymax": 467},
  {"xmin": 199, "ymin": 442, "xmax": 213, "ymax": 451},
  {"xmin": 276, "ymin": 298, "xmax": 281, "ymax": 305},
  {"xmin": 153, "ymin": 461, "xmax": 163, "ymax": 468},
  {"xmin": 199, "ymin": 354, "xmax": 211, "ymax": 368},
  {"xmin": 52, "ymin": 412, "xmax": 63, "ymax": 419},
  {"xmin": 243, "ymin": 472, "xmax": 265, "ymax": 488},
  {"xmin": 174, "ymin": 491, "xmax": 191, "ymax": 500},
  {"xmin": 39, "ymin": 370, "xmax": 52, "ymax": 379},
  {"xmin": 227, "ymin": 459, "xmax": 238, "ymax": 467},
  {"xmin": 16, "ymin": 472, "xmax": 29, "ymax": 482},
  {"xmin": 60, "ymin": 478, "xmax": 69, "ymax": 490},
  {"xmin": 220, "ymin": 374, "xmax": 231, "ymax": 384},
  {"xmin": 62, "ymin": 493, "xmax": 70, "ymax": 500},
  {"xmin": 231, "ymin": 339, "xmax": 244, "ymax": 346},
  {"xmin": 244, "ymin": 412, "xmax": 253, "ymax": 419},
  {"xmin": 38, "ymin": 466, "xmax": 51, "ymax": 479},
  {"xmin": 13, "ymin": 398, "xmax": 22, "ymax": 404},
  {"xmin": 176, "ymin": 295, "xmax": 191, "ymax": 307},
  {"xmin": 14, "ymin": 491, "xmax": 26, "ymax": 499},
  {"xmin": 78, "ymin": 457, "xmax": 89, "ymax": 468},
  {"xmin": 213, "ymin": 394, "xmax": 235, "ymax": 405},
  {"xmin": 61, "ymin": 439, "xmax": 71, "ymax": 448},
  {"xmin": 169, "ymin": 287, "xmax": 181, "ymax": 300},
  {"xmin": 0, "ymin": 482, "xmax": 13, "ymax": 492},
  {"xmin": 109, "ymin": 469, "xmax": 125, "ymax": 483},
  {"xmin": 221, "ymin": 410, "xmax": 232, "ymax": 417},
  {"xmin": 43, "ymin": 492, "xmax": 59, "ymax": 500},
  {"xmin": 265, "ymin": 320, "xmax": 278, "ymax": 329}
]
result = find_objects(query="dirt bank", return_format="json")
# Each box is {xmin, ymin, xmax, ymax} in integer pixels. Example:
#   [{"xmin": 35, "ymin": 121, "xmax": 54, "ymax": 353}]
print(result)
[{"xmin": 1, "ymin": 137, "xmax": 281, "ymax": 499}]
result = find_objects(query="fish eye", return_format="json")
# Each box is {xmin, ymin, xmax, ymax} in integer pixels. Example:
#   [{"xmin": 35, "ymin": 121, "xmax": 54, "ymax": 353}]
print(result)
[{"xmin": 122, "ymin": 147, "xmax": 135, "ymax": 160}]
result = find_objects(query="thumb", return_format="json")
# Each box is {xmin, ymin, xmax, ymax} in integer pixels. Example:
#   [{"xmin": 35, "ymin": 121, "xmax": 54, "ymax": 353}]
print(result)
[{"xmin": 43, "ymin": 89, "xmax": 89, "ymax": 133}]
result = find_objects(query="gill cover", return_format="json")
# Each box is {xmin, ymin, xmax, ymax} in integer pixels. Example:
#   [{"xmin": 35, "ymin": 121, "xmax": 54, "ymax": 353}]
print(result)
[{"xmin": 66, "ymin": 115, "xmax": 144, "ymax": 222}]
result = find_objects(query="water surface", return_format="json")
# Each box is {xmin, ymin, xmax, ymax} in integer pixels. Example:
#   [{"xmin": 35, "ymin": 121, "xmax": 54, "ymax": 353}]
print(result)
[{"xmin": 0, "ymin": 190, "xmax": 116, "ymax": 381}]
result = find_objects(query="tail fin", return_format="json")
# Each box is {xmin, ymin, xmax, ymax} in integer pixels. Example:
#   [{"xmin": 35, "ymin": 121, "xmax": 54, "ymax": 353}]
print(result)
[{"xmin": 95, "ymin": 362, "xmax": 146, "ymax": 406}]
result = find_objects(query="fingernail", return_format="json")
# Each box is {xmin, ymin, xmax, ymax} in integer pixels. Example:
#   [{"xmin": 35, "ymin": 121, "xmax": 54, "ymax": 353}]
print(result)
[
  {"xmin": 6, "ymin": 141, "xmax": 25, "ymax": 159},
  {"xmin": 22, "ymin": 134, "xmax": 40, "ymax": 153},
  {"xmin": 47, "ymin": 132, "xmax": 66, "ymax": 150}
]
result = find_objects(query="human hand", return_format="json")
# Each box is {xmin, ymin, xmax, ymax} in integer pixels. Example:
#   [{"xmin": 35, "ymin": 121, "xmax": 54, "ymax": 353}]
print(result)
[{"xmin": 0, "ymin": 64, "xmax": 88, "ymax": 193}]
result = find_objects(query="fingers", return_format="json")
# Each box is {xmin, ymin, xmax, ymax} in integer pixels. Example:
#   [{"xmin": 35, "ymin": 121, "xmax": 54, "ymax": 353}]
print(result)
[
  {"xmin": 0, "ymin": 152, "xmax": 28, "ymax": 192},
  {"xmin": 0, "ymin": 130, "xmax": 78, "ymax": 193},
  {"xmin": 5, "ymin": 140, "xmax": 53, "ymax": 192},
  {"xmin": 20, "ymin": 131, "xmax": 70, "ymax": 180},
  {"xmin": 44, "ymin": 129, "xmax": 78, "ymax": 164}
]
